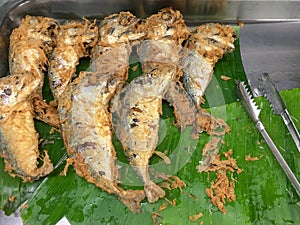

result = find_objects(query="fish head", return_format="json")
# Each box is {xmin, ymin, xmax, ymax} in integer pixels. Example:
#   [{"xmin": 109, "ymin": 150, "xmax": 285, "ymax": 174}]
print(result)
[
  {"xmin": 99, "ymin": 12, "xmax": 145, "ymax": 45},
  {"xmin": 143, "ymin": 7, "xmax": 190, "ymax": 44}
]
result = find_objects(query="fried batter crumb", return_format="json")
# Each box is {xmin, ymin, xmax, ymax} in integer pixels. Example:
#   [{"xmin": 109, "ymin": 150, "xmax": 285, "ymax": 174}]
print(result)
[
  {"xmin": 33, "ymin": 97, "xmax": 60, "ymax": 129},
  {"xmin": 49, "ymin": 127, "xmax": 55, "ymax": 135},
  {"xmin": 158, "ymin": 203, "xmax": 167, "ymax": 211},
  {"xmin": 220, "ymin": 75, "xmax": 231, "ymax": 81},
  {"xmin": 189, "ymin": 212, "xmax": 203, "ymax": 221},
  {"xmin": 131, "ymin": 64, "xmax": 138, "ymax": 72},
  {"xmin": 237, "ymin": 20, "xmax": 244, "ymax": 28},
  {"xmin": 8, "ymin": 195, "xmax": 16, "ymax": 202},
  {"xmin": 199, "ymin": 149, "xmax": 242, "ymax": 213},
  {"xmin": 152, "ymin": 212, "xmax": 163, "ymax": 225},
  {"xmin": 155, "ymin": 151, "xmax": 171, "ymax": 165},
  {"xmin": 157, "ymin": 174, "xmax": 186, "ymax": 193},
  {"xmin": 197, "ymin": 137, "xmax": 222, "ymax": 172},
  {"xmin": 245, "ymin": 154, "xmax": 262, "ymax": 161},
  {"xmin": 197, "ymin": 109, "xmax": 230, "ymax": 136},
  {"xmin": 164, "ymin": 197, "xmax": 177, "ymax": 206},
  {"xmin": 21, "ymin": 204, "xmax": 29, "ymax": 209}
]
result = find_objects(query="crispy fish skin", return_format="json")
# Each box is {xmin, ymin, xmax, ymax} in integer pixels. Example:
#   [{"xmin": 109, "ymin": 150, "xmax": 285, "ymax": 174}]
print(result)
[
  {"xmin": 59, "ymin": 72, "xmax": 145, "ymax": 213},
  {"xmin": 97, "ymin": 11, "xmax": 145, "ymax": 46},
  {"xmin": 182, "ymin": 23, "xmax": 236, "ymax": 108},
  {"xmin": 0, "ymin": 73, "xmax": 40, "ymax": 117},
  {"xmin": 0, "ymin": 73, "xmax": 53, "ymax": 182},
  {"xmin": 137, "ymin": 7, "xmax": 189, "ymax": 81},
  {"xmin": 112, "ymin": 76, "xmax": 169, "ymax": 203},
  {"xmin": 9, "ymin": 15, "xmax": 59, "ymax": 85},
  {"xmin": 48, "ymin": 19, "xmax": 98, "ymax": 99},
  {"xmin": 112, "ymin": 7, "xmax": 189, "ymax": 203},
  {"xmin": 90, "ymin": 11, "xmax": 145, "ymax": 81}
]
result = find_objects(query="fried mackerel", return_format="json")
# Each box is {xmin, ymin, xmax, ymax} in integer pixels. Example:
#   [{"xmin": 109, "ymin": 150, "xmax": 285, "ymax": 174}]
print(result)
[
  {"xmin": 181, "ymin": 23, "xmax": 236, "ymax": 135},
  {"xmin": 48, "ymin": 19, "xmax": 98, "ymax": 99},
  {"xmin": 58, "ymin": 12, "xmax": 146, "ymax": 213},
  {"xmin": 112, "ymin": 8, "xmax": 190, "ymax": 203},
  {"xmin": 0, "ymin": 16, "xmax": 59, "ymax": 181}
]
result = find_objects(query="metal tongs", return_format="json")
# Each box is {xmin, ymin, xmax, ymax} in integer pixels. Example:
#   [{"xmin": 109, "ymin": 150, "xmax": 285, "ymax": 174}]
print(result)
[
  {"xmin": 260, "ymin": 73, "xmax": 300, "ymax": 153},
  {"xmin": 236, "ymin": 80, "xmax": 300, "ymax": 197}
]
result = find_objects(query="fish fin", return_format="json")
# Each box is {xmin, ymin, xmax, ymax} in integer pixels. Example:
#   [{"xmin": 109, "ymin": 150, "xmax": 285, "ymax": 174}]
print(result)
[
  {"xmin": 118, "ymin": 189, "xmax": 146, "ymax": 213},
  {"xmin": 154, "ymin": 151, "xmax": 171, "ymax": 165}
]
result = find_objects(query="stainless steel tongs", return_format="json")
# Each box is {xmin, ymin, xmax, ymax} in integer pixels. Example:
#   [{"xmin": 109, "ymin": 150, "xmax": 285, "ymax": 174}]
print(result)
[
  {"xmin": 260, "ymin": 73, "xmax": 300, "ymax": 153},
  {"xmin": 236, "ymin": 80, "xmax": 300, "ymax": 197}
]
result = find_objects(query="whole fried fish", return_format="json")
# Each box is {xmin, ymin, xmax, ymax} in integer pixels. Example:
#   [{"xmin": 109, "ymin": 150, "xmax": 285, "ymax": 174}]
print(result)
[
  {"xmin": 112, "ymin": 8, "xmax": 190, "ymax": 203},
  {"xmin": 59, "ymin": 72, "xmax": 145, "ymax": 213},
  {"xmin": 9, "ymin": 15, "xmax": 59, "ymax": 80},
  {"xmin": 181, "ymin": 23, "xmax": 236, "ymax": 135},
  {"xmin": 112, "ymin": 76, "xmax": 169, "ymax": 203}
]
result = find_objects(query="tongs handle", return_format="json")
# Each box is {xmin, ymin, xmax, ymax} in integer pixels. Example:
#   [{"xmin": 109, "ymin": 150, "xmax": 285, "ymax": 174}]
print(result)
[{"xmin": 256, "ymin": 120, "xmax": 300, "ymax": 197}]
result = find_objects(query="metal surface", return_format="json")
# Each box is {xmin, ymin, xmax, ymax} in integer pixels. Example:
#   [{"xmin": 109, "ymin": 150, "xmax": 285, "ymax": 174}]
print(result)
[
  {"xmin": 240, "ymin": 21, "xmax": 300, "ymax": 96},
  {"xmin": 237, "ymin": 81, "xmax": 300, "ymax": 198}
]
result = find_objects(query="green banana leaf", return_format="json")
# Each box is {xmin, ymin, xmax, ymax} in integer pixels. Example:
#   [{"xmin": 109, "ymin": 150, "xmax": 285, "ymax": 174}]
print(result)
[{"xmin": 1, "ymin": 27, "xmax": 300, "ymax": 225}]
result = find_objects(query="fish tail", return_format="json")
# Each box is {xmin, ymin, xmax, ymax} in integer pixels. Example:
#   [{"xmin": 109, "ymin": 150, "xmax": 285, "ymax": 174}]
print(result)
[
  {"xmin": 117, "ymin": 189, "xmax": 146, "ymax": 213},
  {"xmin": 135, "ymin": 163, "xmax": 166, "ymax": 203},
  {"xmin": 144, "ymin": 180, "xmax": 165, "ymax": 203}
]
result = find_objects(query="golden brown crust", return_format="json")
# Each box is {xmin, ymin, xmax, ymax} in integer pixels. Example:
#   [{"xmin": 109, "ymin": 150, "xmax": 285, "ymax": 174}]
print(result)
[
  {"xmin": 48, "ymin": 19, "xmax": 98, "ymax": 99},
  {"xmin": 0, "ymin": 101, "xmax": 53, "ymax": 182},
  {"xmin": 183, "ymin": 23, "xmax": 236, "ymax": 66},
  {"xmin": 9, "ymin": 15, "xmax": 59, "ymax": 58},
  {"xmin": 99, "ymin": 11, "xmax": 145, "ymax": 46},
  {"xmin": 140, "ymin": 7, "xmax": 190, "ymax": 45}
]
